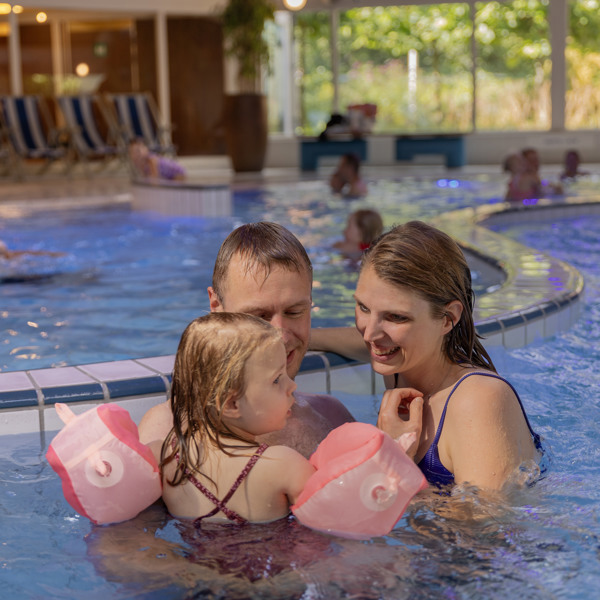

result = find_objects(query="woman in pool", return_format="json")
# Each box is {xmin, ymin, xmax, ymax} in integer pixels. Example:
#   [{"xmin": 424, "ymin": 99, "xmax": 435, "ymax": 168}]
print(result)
[
  {"xmin": 313, "ymin": 220, "xmax": 542, "ymax": 491},
  {"xmin": 334, "ymin": 209, "xmax": 383, "ymax": 259},
  {"xmin": 157, "ymin": 312, "xmax": 315, "ymax": 524}
]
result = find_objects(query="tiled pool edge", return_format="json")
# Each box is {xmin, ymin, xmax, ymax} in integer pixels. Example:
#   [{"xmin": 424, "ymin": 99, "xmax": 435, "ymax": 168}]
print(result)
[
  {"xmin": 0, "ymin": 195, "xmax": 594, "ymax": 434},
  {"xmin": 431, "ymin": 195, "xmax": 592, "ymax": 349}
]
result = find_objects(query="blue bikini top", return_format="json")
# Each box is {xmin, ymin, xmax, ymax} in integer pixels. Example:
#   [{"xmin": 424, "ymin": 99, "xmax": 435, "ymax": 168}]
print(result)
[{"xmin": 395, "ymin": 371, "xmax": 543, "ymax": 488}]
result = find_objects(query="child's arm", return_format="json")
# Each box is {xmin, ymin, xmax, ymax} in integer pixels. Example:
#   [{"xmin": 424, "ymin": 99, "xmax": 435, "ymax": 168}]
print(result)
[
  {"xmin": 268, "ymin": 445, "xmax": 316, "ymax": 505},
  {"xmin": 147, "ymin": 440, "xmax": 163, "ymax": 466}
]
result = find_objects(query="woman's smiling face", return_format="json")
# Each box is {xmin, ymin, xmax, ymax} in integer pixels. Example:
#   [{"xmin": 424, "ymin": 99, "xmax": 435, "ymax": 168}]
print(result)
[{"xmin": 354, "ymin": 265, "xmax": 449, "ymax": 378}]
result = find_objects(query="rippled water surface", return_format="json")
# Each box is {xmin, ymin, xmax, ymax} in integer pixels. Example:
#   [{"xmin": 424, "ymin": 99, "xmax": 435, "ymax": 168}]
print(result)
[
  {"xmin": 0, "ymin": 177, "xmax": 503, "ymax": 371},
  {"xmin": 1, "ymin": 194, "xmax": 600, "ymax": 598}
]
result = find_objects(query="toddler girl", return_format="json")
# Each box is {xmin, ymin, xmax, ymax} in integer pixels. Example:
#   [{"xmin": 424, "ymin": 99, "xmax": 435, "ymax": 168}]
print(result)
[{"xmin": 158, "ymin": 312, "xmax": 315, "ymax": 524}]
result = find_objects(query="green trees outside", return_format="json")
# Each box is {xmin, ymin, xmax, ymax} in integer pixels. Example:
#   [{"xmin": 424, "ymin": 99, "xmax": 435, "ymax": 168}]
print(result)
[
  {"xmin": 292, "ymin": 0, "xmax": 600, "ymax": 135},
  {"xmin": 567, "ymin": 0, "xmax": 600, "ymax": 128}
]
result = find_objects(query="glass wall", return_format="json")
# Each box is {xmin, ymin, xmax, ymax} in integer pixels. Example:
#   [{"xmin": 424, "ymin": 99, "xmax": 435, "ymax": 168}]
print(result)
[
  {"xmin": 475, "ymin": 0, "xmax": 551, "ymax": 131},
  {"xmin": 289, "ymin": 1, "xmax": 581, "ymax": 135},
  {"xmin": 294, "ymin": 12, "xmax": 333, "ymax": 136},
  {"xmin": 566, "ymin": 0, "xmax": 600, "ymax": 129},
  {"xmin": 337, "ymin": 4, "xmax": 472, "ymax": 134}
]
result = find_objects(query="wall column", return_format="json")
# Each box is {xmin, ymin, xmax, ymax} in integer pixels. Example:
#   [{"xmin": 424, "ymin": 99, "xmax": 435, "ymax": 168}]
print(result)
[
  {"xmin": 50, "ymin": 20, "xmax": 64, "ymax": 98},
  {"xmin": 549, "ymin": 0, "xmax": 567, "ymax": 131},
  {"xmin": 154, "ymin": 11, "xmax": 171, "ymax": 138},
  {"xmin": 330, "ymin": 9, "xmax": 339, "ymax": 114},
  {"xmin": 8, "ymin": 9, "xmax": 22, "ymax": 95}
]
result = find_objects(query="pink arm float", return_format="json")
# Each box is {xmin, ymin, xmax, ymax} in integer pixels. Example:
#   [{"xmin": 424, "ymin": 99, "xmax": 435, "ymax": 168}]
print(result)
[
  {"xmin": 292, "ymin": 422, "xmax": 427, "ymax": 539},
  {"xmin": 47, "ymin": 408, "xmax": 425, "ymax": 536},
  {"xmin": 46, "ymin": 403, "xmax": 162, "ymax": 525}
]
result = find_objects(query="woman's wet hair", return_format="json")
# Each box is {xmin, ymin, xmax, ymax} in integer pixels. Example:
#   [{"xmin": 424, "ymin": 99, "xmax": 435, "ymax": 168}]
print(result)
[
  {"xmin": 161, "ymin": 312, "xmax": 281, "ymax": 487},
  {"xmin": 361, "ymin": 220, "xmax": 496, "ymax": 371},
  {"xmin": 212, "ymin": 222, "xmax": 313, "ymax": 304}
]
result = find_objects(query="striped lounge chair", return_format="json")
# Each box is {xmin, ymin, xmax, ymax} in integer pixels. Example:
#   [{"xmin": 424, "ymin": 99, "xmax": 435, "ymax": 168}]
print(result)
[
  {"xmin": 0, "ymin": 95, "xmax": 71, "ymax": 176},
  {"xmin": 57, "ymin": 94, "xmax": 125, "ymax": 172},
  {"xmin": 105, "ymin": 92, "xmax": 175, "ymax": 156}
]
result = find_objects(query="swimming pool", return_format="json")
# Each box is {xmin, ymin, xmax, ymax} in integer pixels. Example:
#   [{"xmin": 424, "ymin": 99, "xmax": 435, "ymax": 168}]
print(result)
[
  {"xmin": 0, "ymin": 177, "xmax": 506, "ymax": 373},
  {"xmin": 1, "ymin": 171, "xmax": 598, "ymax": 598}
]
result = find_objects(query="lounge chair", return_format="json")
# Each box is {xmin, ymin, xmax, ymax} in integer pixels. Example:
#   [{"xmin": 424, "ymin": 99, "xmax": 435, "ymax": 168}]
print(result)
[
  {"xmin": 0, "ymin": 95, "xmax": 71, "ymax": 176},
  {"xmin": 104, "ymin": 92, "xmax": 175, "ymax": 156},
  {"xmin": 57, "ymin": 94, "xmax": 125, "ymax": 172}
]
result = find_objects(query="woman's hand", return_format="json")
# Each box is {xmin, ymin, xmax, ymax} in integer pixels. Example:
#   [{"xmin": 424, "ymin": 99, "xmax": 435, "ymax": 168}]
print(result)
[{"xmin": 377, "ymin": 388, "xmax": 424, "ymax": 460}]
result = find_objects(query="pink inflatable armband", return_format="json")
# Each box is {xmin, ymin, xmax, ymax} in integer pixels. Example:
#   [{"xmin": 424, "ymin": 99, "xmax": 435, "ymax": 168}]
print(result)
[
  {"xmin": 292, "ymin": 422, "xmax": 427, "ymax": 539},
  {"xmin": 46, "ymin": 403, "xmax": 162, "ymax": 525}
]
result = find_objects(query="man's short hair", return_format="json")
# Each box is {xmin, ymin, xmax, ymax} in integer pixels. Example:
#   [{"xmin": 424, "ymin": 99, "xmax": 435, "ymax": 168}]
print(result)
[{"xmin": 212, "ymin": 222, "xmax": 313, "ymax": 303}]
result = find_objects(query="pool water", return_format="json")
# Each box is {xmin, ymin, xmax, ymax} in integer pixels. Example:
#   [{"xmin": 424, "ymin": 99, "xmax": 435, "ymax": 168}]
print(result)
[
  {"xmin": 2, "ymin": 209, "xmax": 600, "ymax": 599},
  {"xmin": 0, "ymin": 177, "xmax": 503, "ymax": 372}
]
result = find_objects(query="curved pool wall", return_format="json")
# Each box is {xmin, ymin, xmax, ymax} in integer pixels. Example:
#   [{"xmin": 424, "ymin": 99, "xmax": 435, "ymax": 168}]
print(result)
[
  {"xmin": 0, "ymin": 191, "xmax": 592, "ymax": 439},
  {"xmin": 131, "ymin": 179, "xmax": 233, "ymax": 217}
]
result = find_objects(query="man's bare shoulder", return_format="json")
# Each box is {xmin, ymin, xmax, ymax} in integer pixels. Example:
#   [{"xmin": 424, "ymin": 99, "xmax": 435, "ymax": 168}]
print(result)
[
  {"xmin": 296, "ymin": 391, "xmax": 356, "ymax": 428},
  {"xmin": 138, "ymin": 400, "xmax": 173, "ymax": 445},
  {"xmin": 258, "ymin": 391, "xmax": 354, "ymax": 458}
]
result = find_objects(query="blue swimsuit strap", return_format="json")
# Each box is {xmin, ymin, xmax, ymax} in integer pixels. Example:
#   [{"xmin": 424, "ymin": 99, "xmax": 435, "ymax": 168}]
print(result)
[{"xmin": 430, "ymin": 371, "xmax": 542, "ymax": 449}]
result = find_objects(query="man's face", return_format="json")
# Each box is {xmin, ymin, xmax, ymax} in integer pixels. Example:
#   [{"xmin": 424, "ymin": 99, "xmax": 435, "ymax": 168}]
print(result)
[{"xmin": 208, "ymin": 254, "xmax": 312, "ymax": 379}]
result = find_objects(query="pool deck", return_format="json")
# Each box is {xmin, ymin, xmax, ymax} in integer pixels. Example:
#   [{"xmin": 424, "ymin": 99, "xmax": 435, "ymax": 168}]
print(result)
[{"xmin": 0, "ymin": 161, "xmax": 594, "ymax": 436}]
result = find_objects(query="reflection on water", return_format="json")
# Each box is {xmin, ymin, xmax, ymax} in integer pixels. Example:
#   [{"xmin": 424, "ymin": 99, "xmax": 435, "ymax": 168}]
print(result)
[
  {"xmin": 3, "ymin": 187, "xmax": 600, "ymax": 598},
  {"xmin": 0, "ymin": 413, "xmax": 598, "ymax": 599},
  {"xmin": 0, "ymin": 177, "xmax": 504, "ymax": 372},
  {"xmin": 80, "ymin": 480, "xmax": 586, "ymax": 600}
]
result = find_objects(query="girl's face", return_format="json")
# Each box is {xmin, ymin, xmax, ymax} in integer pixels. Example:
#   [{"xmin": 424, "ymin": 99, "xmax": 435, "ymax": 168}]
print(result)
[
  {"xmin": 354, "ymin": 265, "xmax": 450, "ymax": 379},
  {"xmin": 344, "ymin": 215, "xmax": 363, "ymax": 245},
  {"xmin": 236, "ymin": 340, "xmax": 297, "ymax": 436}
]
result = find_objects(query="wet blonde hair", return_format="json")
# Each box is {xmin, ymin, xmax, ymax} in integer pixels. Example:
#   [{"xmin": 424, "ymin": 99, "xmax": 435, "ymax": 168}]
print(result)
[
  {"xmin": 361, "ymin": 220, "xmax": 495, "ymax": 371},
  {"xmin": 161, "ymin": 312, "xmax": 281, "ymax": 487}
]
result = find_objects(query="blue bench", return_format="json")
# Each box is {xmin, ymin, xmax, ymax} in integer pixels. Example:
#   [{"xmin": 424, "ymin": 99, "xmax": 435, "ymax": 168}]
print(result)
[
  {"xmin": 300, "ymin": 138, "xmax": 367, "ymax": 171},
  {"xmin": 395, "ymin": 134, "xmax": 466, "ymax": 168}
]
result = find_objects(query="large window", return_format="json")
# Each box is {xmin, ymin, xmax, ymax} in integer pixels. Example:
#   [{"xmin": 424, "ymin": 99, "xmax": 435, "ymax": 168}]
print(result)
[
  {"xmin": 475, "ymin": 0, "xmax": 551, "ymax": 131},
  {"xmin": 566, "ymin": 0, "xmax": 600, "ymax": 129},
  {"xmin": 291, "ymin": 1, "xmax": 562, "ymax": 135},
  {"xmin": 337, "ymin": 5, "xmax": 472, "ymax": 134},
  {"xmin": 294, "ymin": 4, "xmax": 472, "ymax": 135},
  {"xmin": 294, "ymin": 12, "xmax": 333, "ymax": 136}
]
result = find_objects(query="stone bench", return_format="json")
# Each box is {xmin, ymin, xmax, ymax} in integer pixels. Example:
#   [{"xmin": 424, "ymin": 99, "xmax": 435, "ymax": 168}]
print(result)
[
  {"xmin": 300, "ymin": 138, "xmax": 367, "ymax": 171},
  {"xmin": 395, "ymin": 134, "xmax": 466, "ymax": 168}
]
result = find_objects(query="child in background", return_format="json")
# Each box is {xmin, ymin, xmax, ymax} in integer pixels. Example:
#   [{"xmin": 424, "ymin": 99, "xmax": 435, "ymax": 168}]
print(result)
[
  {"xmin": 329, "ymin": 153, "xmax": 368, "ymax": 197},
  {"xmin": 334, "ymin": 209, "xmax": 383, "ymax": 259},
  {"xmin": 561, "ymin": 150, "xmax": 589, "ymax": 180},
  {"xmin": 520, "ymin": 147, "xmax": 563, "ymax": 196},
  {"xmin": 157, "ymin": 312, "xmax": 315, "ymax": 525},
  {"xmin": 503, "ymin": 152, "xmax": 542, "ymax": 202},
  {"xmin": 128, "ymin": 139, "xmax": 186, "ymax": 182}
]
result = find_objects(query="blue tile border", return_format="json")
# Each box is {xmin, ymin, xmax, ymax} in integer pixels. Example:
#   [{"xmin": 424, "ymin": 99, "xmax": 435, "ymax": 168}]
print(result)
[
  {"xmin": 41, "ymin": 383, "xmax": 105, "ymax": 405},
  {"xmin": 0, "ymin": 388, "xmax": 40, "ymax": 409},
  {"xmin": 104, "ymin": 376, "xmax": 167, "ymax": 399},
  {"xmin": 0, "ymin": 194, "xmax": 594, "ymax": 412}
]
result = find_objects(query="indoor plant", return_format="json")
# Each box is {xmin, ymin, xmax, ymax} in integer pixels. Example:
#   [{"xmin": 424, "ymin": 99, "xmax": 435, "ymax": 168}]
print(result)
[{"xmin": 221, "ymin": 0, "xmax": 275, "ymax": 172}]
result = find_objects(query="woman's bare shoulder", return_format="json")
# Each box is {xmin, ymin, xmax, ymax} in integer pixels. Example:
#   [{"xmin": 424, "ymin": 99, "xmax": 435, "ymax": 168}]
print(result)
[{"xmin": 448, "ymin": 370, "xmax": 519, "ymax": 416}]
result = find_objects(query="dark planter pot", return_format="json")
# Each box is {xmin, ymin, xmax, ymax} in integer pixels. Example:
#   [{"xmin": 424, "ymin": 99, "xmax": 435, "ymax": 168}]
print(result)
[{"xmin": 224, "ymin": 93, "xmax": 268, "ymax": 172}]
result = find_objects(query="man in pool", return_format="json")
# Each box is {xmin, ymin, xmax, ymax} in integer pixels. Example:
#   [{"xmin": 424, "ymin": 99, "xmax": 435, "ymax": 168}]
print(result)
[{"xmin": 138, "ymin": 221, "xmax": 355, "ymax": 457}]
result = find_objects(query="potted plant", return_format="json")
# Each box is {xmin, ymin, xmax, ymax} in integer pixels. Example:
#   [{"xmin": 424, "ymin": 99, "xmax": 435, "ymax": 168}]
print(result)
[{"xmin": 221, "ymin": 0, "xmax": 275, "ymax": 172}]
